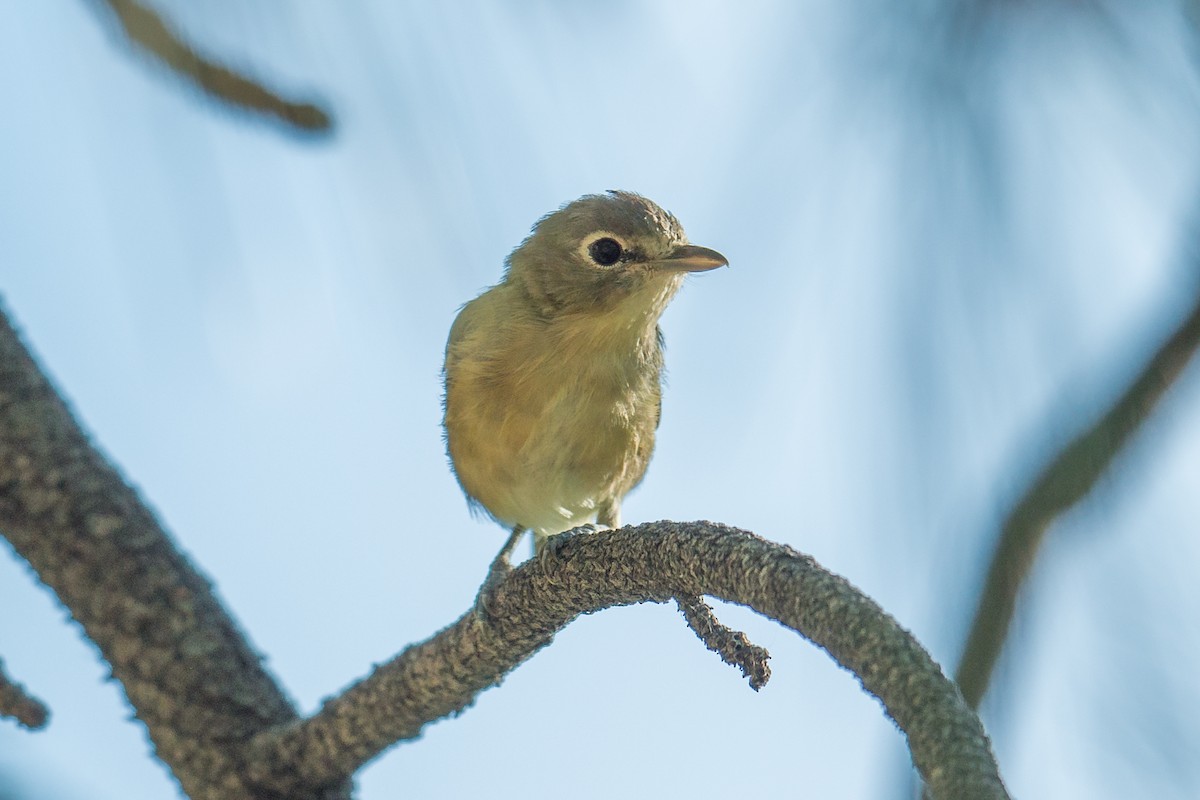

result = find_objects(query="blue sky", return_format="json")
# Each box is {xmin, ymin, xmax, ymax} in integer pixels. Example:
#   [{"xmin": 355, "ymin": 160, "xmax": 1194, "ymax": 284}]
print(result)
[{"xmin": 3, "ymin": 2, "xmax": 1200, "ymax": 798}]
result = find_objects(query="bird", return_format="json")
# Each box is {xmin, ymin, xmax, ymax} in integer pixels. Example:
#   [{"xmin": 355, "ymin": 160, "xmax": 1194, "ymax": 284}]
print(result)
[{"xmin": 442, "ymin": 191, "xmax": 726, "ymax": 558}]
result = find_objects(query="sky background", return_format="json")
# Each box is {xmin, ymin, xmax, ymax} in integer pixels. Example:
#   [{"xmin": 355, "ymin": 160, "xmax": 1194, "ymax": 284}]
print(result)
[{"xmin": 3, "ymin": 1, "xmax": 1200, "ymax": 798}]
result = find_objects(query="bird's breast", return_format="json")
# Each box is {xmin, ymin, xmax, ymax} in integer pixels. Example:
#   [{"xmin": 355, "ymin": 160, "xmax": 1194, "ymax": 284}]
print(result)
[{"xmin": 444, "ymin": 311, "xmax": 661, "ymax": 534}]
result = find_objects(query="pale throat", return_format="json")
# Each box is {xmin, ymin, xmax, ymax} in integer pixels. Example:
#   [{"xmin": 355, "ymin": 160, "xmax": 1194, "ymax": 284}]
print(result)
[{"xmin": 556, "ymin": 278, "xmax": 679, "ymax": 354}]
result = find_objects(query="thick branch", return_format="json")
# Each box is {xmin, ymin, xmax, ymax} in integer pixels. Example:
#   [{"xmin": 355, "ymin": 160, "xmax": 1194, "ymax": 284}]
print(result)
[
  {"xmin": 0, "ymin": 305, "xmax": 347, "ymax": 800},
  {"xmin": 955, "ymin": 294, "xmax": 1200, "ymax": 708},
  {"xmin": 90, "ymin": 0, "xmax": 333, "ymax": 134},
  {"xmin": 1, "ymin": 300, "xmax": 1005, "ymax": 798},
  {"xmin": 0, "ymin": 657, "xmax": 49, "ymax": 730},
  {"xmin": 248, "ymin": 523, "xmax": 1008, "ymax": 800}
]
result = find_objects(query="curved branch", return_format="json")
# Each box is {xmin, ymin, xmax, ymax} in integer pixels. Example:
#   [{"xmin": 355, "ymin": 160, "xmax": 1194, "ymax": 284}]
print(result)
[
  {"xmin": 247, "ymin": 523, "xmax": 1009, "ymax": 800},
  {"xmin": 0, "ymin": 304, "xmax": 347, "ymax": 800},
  {"xmin": 955, "ymin": 294, "xmax": 1200, "ymax": 709},
  {"xmin": 0, "ymin": 657, "xmax": 49, "ymax": 730},
  {"xmin": 1, "ymin": 301, "xmax": 1006, "ymax": 798},
  {"xmin": 89, "ymin": 0, "xmax": 333, "ymax": 134}
]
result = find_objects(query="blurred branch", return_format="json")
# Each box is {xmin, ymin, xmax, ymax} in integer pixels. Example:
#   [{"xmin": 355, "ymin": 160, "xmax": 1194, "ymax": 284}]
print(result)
[
  {"xmin": 0, "ymin": 658, "xmax": 49, "ymax": 730},
  {"xmin": 955, "ymin": 294, "xmax": 1200, "ymax": 709},
  {"xmin": 89, "ymin": 0, "xmax": 333, "ymax": 134},
  {"xmin": 246, "ymin": 523, "xmax": 1008, "ymax": 800}
]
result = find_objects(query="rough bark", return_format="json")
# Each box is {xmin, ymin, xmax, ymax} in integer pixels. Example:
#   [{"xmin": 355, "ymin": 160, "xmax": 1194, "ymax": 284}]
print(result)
[
  {"xmin": 0, "ymin": 305, "xmax": 348, "ymax": 800},
  {"xmin": 246, "ymin": 524, "xmax": 1009, "ymax": 800}
]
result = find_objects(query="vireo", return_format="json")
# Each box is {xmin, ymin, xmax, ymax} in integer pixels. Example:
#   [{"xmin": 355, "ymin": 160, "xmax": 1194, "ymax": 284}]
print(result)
[{"xmin": 442, "ymin": 191, "xmax": 726, "ymax": 553}]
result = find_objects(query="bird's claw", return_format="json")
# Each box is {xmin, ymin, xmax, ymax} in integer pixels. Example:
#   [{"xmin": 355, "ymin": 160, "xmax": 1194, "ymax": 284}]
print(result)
[
  {"xmin": 535, "ymin": 522, "xmax": 609, "ymax": 568},
  {"xmin": 474, "ymin": 559, "xmax": 511, "ymax": 622}
]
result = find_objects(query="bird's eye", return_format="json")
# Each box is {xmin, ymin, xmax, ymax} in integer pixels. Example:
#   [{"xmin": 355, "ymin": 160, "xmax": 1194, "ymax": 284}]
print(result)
[{"xmin": 588, "ymin": 237, "xmax": 623, "ymax": 266}]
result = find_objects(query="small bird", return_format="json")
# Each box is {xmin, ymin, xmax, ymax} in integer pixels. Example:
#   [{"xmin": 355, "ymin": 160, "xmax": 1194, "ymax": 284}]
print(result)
[{"xmin": 442, "ymin": 191, "xmax": 726, "ymax": 555}]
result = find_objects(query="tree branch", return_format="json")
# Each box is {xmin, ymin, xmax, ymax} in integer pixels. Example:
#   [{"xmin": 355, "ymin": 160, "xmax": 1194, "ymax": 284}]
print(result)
[
  {"xmin": 955, "ymin": 294, "xmax": 1200, "ymax": 708},
  {"xmin": 0, "ymin": 657, "xmax": 49, "ymax": 730},
  {"xmin": 89, "ymin": 0, "xmax": 333, "ymax": 134},
  {"xmin": 0, "ymin": 303, "xmax": 349, "ymax": 800},
  {"xmin": 1, "ymin": 300, "xmax": 1006, "ymax": 798},
  {"xmin": 246, "ymin": 523, "xmax": 1008, "ymax": 800}
]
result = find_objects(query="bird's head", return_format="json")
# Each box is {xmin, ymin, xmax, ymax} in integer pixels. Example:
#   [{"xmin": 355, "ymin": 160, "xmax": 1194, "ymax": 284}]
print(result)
[{"xmin": 505, "ymin": 191, "xmax": 727, "ymax": 321}]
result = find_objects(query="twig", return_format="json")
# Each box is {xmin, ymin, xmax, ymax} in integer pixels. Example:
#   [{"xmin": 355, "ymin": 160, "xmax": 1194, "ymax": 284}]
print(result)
[
  {"xmin": 955, "ymin": 295, "xmax": 1200, "ymax": 708},
  {"xmin": 675, "ymin": 594, "xmax": 771, "ymax": 690},
  {"xmin": 91, "ymin": 0, "xmax": 333, "ymax": 134},
  {"xmin": 0, "ymin": 658, "xmax": 49, "ymax": 730}
]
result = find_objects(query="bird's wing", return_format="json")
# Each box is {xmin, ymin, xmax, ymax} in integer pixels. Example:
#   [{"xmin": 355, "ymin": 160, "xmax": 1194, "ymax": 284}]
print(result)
[{"xmin": 443, "ymin": 291, "xmax": 493, "ymax": 386}]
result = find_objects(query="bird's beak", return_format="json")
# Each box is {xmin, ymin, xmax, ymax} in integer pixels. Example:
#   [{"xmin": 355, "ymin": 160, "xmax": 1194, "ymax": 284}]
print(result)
[{"xmin": 653, "ymin": 244, "xmax": 729, "ymax": 273}]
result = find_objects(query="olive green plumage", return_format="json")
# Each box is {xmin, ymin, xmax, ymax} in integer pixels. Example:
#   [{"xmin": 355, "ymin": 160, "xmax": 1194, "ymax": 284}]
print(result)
[{"xmin": 443, "ymin": 191, "xmax": 725, "ymax": 549}]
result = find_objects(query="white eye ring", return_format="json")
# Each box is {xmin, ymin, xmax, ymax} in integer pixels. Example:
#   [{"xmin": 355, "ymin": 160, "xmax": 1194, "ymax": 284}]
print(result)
[{"xmin": 581, "ymin": 232, "xmax": 626, "ymax": 267}]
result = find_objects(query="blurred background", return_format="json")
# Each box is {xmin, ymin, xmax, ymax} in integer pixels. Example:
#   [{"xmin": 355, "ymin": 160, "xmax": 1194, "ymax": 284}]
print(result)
[{"xmin": 3, "ymin": 1, "xmax": 1200, "ymax": 798}]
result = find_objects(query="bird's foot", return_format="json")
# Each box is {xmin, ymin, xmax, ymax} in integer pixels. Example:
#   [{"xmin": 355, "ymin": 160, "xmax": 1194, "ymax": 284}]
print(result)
[
  {"xmin": 534, "ymin": 522, "xmax": 610, "ymax": 568},
  {"xmin": 474, "ymin": 562, "xmax": 509, "ymax": 623},
  {"xmin": 475, "ymin": 527, "xmax": 526, "ymax": 621}
]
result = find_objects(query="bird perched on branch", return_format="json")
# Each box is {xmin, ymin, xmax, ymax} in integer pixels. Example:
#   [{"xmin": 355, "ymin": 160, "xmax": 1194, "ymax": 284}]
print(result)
[{"xmin": 442, "ymin": 191, "xmax": 727, "ymax": 557}]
